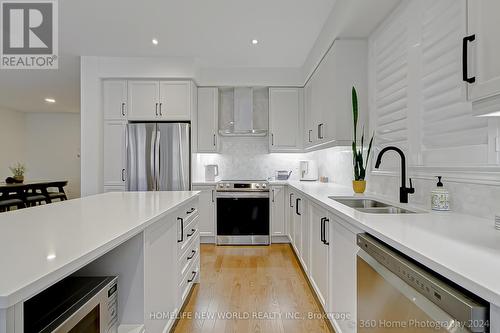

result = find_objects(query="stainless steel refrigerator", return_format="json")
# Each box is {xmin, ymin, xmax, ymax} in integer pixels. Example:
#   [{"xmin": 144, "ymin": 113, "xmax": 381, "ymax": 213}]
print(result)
[{"xmin": 127, "ymin": 123, "xmax": 190, "ymax": 191}]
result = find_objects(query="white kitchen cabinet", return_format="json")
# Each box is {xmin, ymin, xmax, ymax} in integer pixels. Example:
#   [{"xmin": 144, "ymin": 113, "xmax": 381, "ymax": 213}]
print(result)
[
  {"xmin": 128, "ymin": 80, "xmax": 193, "ymax": 121},
  {"xmin": 103, "ymin": 80, "xmax": 127, "ymax": 120},
  {"xmin": 103, "ymin": 121, "xmax": 127, "ymax": 187},
  {"xmin": 329, "ymin": 218, "xmax": 360, "ymax": 333},
  {"xmin": 467, "ymin": 0, "xmax": 500, "ymax": 101},
  {"xmin": 192, "ymin": 185, "xmax": 216, "ymax": 243},
  {"xmin": 144, "ymin": 214, "xmax": 178, "ymax": 332},
  {"xmin": 269, "ymin": 88, "xmax": 302, "ymax": 152},
  {"xmin": 293, "ymin": 194, "xmax": 309, "ymax": 270},
  {"xmin": 309, "ymin": 201, "xmax": 330, "ymax": 310},
  {"xmin": 270, "ymin": 185, "xmax": 286, "ymax": 240},
  {"xmin": 303, "ymin": 40, "xmax": 367, "ymax": 150},
  {"xmin": 159, "ymin": 81, "xmax": 192, "ymax": 120},
  {"xmin": 127, "ymin": 80, "xmax": 160, "ymax": 120},
  {"xmin": 285, "ymin": 188, "xmax": 295, "ymax": 242},
  {"xmin": 197, "ymin": 88, "xmax": 219, "ymax": 152}
]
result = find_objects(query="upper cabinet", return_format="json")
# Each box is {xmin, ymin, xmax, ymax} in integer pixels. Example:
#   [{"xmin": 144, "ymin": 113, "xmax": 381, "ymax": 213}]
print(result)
[
  {"xmin": 159, "ymin": 81, "xmax": 193, "ymax": 120},
  {"xmin": 197, "ymin": 87, "xmax": 219, "ymax": 152},
  {"xmin": 269, "ymin": 88, "xmax": 303, "ymax": 152},
  {"xmin": 128, "ymin": 80, "xmax": 193, "ymax": 121},
  {"xmin": 466, "ymin": 0, "xmax": 500, "ymax": 101},
  {"xmin": 303, "ymin": 40, "xmax": 368, "ymax": 151},
  {"xmin": 103, "ymin": 80, "xmax": 127, "ymax": 120}
]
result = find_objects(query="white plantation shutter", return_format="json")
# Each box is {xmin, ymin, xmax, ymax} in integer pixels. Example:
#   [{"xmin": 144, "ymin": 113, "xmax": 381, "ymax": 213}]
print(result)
[
  {"xmin": 369, "ymin": 0, "xmax": 498, "ymax": 174},
  {"xmin": 370, "ymin": 5, "xmax": 410, "ymax": 171},
  {"xmin": 420, "ymin": 0, "xmax": 489, "ymax": 165}
]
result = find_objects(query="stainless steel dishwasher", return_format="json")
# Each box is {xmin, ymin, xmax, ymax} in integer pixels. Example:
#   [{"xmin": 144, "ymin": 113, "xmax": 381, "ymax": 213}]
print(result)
[{"xmin": 357, "ymin": 234, "xmax": 489, "ymax": 333}]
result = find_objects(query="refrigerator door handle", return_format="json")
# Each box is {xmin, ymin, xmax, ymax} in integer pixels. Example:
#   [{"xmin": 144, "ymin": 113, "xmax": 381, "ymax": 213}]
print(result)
[
  {"xmin": 155, "ymin": 129, "xmax": 161, "ymax": 191},
  {"xmin": 149, "ymin": 129, "xmax": 156, "ymax": 190}
]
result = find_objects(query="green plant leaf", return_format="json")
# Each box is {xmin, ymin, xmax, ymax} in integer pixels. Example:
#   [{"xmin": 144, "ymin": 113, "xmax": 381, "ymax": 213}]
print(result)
[
  {"xmin": 364, "ymin": 133, "xmax": 375, "ymax": 170},
  {"xmin": 352, "ymin": 87, "xmax": 358, "ymax": 143}
]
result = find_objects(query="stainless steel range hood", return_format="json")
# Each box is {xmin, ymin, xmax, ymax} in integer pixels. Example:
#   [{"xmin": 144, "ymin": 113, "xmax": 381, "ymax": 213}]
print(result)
[{"xmin": 219, "ymin": 87, "xmax": 268, "ymax": 137}]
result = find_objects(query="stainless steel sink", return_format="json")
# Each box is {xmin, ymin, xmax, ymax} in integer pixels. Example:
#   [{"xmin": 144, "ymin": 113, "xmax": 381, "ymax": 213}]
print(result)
[
  {"xmin": 329, "ymin": 197, "xmax": 421, "ymax": 214},
  {"xmin": 331, "ymin": 198, "xmax": 390, "ymax": 208},
  {"xmin": 356, "ymin": 207, "xmax": 416, "ymax": 214}
]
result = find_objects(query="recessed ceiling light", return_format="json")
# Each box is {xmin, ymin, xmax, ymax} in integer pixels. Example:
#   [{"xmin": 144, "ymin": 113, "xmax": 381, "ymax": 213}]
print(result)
[
  {"xmin": 152, "ymin": 38, "xmax": 159, "ymax": 45},
  {"xmin": 44, "ymin": 98, "xmax": 56, "ymax": 103},
  {"xmin": 251, "ymin": 39, "xmax": 258, "ymax": 45}
]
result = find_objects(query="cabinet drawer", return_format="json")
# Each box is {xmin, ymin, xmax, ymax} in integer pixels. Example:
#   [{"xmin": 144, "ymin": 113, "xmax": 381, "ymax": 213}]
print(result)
[
  {"xmin": 178, "ymin": 214, "xmax": 199, "ymax": 254},
  {"xmin": 179, "ymin": 256, "xmax": 200, "ymax": 304},
  {"xmin": 179, "ymin": 234, "xmax": 200, "ymax": 281}
]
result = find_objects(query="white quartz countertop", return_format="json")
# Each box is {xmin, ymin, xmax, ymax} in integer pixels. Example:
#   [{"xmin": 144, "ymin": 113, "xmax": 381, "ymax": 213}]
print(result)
[
  {"xmin": 0, "ymin": 191, "xmax": 199, "ymax": 309},
  {"xmin": 286, "ymin": 181, "xmax": 500, "ymax": 306}
]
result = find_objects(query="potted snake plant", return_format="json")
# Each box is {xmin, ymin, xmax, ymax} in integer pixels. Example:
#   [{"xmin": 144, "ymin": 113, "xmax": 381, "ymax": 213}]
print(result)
[{"xmin": 351, "ymin": 87, "xmax": 374, "ymax": 193}]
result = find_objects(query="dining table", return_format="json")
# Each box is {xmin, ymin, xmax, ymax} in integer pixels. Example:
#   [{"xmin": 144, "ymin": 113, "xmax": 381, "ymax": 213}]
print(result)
[{"xmin": 0, "ymin": 180, "xmax": 68, "ymax": 208}]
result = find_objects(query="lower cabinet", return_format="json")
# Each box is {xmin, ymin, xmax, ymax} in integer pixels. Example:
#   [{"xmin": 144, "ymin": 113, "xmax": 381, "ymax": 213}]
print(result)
[
  {"xmin": 144, "ymin": 197, "xmax": 200, "ymax": 332},
  {"xmin": 271, "ymin": 185, "xmax": 286, "ymax": 241},
  {"xmin": 192, "ymin": 185, "xmax": 216, "ymax": 243},
  {"xmin": 329, "ymin": 218, "xmax": 359, "ymax": 333},
  {"xmin": 285, "ymin": 187, "xmax": 361, "ymax": 333},
  {"xmin": 309, "ymin": 202, "xmax": 330, "ymax": 310}
]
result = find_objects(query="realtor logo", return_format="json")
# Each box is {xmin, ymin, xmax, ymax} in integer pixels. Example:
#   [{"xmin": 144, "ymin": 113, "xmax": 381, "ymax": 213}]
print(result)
[{"xmin": 1, "ymin": 0, "xmax": 58, "ymax": 69}]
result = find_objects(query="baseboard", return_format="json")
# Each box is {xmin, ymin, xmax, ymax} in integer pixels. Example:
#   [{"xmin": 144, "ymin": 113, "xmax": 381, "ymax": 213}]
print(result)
[
  {"xmin": 200, "ymin": 235, "xmax": 215, "ymax": 244},
  {"xmin": 271, "ymin": 235, "xmax": 291, "ymax": 243}
]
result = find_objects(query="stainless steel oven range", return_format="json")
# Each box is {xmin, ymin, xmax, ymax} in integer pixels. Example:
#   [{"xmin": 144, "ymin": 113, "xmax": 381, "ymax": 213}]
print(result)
[{"xmin": 216, "ymin": 180, "xmax": 270, "ymax": 245}]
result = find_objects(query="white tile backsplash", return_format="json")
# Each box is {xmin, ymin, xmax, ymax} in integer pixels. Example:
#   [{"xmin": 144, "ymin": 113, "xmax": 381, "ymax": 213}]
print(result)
[{"xmin": 193, "ymin": 137, "xmax": 500, "ymax": 220}]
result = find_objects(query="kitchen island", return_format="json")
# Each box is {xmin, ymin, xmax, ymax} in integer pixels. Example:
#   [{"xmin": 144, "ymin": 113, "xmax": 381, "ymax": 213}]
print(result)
[{"xmin": 0, "ymin": 191, "xmax": 200, "ymax": 333}]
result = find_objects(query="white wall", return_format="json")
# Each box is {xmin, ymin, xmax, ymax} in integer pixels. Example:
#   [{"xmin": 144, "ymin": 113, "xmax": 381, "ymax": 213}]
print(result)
[
  {"xmin": 0, "ymin": 108, "xmax": 26, "ymax": 180},
  {"xmin": 0, "ymin": 109, "xmax": 81, "ymax": 199},
  {"xmin": 24, "ymin": 113, "xmax": 81, "ymax": 199}
]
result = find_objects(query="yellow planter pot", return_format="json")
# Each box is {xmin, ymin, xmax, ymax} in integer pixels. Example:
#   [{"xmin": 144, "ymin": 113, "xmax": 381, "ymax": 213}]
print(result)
[{"xmin": 352, "ymin": 180, "xmax": 366, "ymax": 194}]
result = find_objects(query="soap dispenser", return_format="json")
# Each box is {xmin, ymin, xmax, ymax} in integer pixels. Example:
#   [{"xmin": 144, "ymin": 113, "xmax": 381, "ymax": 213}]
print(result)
[{"xmin": 431, "ymin": 176, "xmax": 450, "ymax": 211}]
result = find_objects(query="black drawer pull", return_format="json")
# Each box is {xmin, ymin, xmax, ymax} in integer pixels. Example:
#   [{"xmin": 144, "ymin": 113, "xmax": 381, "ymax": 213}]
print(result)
[
  {"xmin": 295, "ymin": 198, "xmax": 301, "ymax": 216},
  {"xmin": 187, "ymin": 250, "xmax": 196, "ymax": 260},
  {"xmin": 188, "ymin": 271, "xmax": 197, "ymax": 283},
  {"xmin": 187, "ymin": 229, "xmax": 196, "ymax": 237},
  {"xmin": 186, "ymin": 207, "xmax": 195, "ymax": 214}
]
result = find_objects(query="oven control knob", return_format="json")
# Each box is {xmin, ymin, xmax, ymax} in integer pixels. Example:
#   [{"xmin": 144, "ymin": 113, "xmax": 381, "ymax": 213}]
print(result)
[
  {"xmin": 262, "ymin": 184, "xmax": 267, "ymax": 189},
  {"xmin": 255, "ymin": 184, "xmax": 260, "ymax": 188},
  {"xmin": 225, "ymin": 184, "xmax": 230, "ymax": 188}
]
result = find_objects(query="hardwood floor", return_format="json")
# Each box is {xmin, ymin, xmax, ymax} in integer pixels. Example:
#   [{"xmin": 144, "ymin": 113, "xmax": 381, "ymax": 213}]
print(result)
[{"xmin": 173, "ymin": 244, "xmax": 332, "ymax": 333}]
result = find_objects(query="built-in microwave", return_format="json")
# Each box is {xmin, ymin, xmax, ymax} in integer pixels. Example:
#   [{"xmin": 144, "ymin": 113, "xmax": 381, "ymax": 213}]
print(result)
[{"xmin": 24, "ymin": 276, "xmax": 118, "ymax": 333}]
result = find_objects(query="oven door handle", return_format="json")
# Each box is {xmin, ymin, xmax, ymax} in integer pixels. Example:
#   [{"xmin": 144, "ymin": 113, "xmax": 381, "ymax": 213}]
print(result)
[{"xmin": 216, "ymin": 192, "xmax": 270, "ymax": 199}]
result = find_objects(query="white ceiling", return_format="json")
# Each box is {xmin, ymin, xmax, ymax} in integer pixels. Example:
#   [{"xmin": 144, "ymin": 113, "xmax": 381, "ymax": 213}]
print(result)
[{"xmin": 0, "ymin": 0, "xmax": 399, "ymax": 114}]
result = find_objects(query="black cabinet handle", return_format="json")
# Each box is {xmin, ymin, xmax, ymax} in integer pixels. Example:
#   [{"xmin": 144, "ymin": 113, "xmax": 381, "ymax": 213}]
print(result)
[
  {"xmin": 271, "ymin": 133, "xmax": 274, "ymax": 146},
  {"xmin": 187, "ymin": 249, "xmax": 196, "ymax": 260},
  {"xmin": 308, "ymin": 129, "xmax": 312, "ymax": 143},
  {"xmin": 121, "ymin": 102, "xmax": 126, "ymax": 116},
  {"xmin": 320, "ymin": 217, "xmax": 325, "ymax": 243},
  {"xmin": 295, "ymin": 198, "xmax": 301, "ymax": 216},
  {"xmin": 463, "ymin": 35, "xmax": 476, "ymax": 84},
  {"xmin": 211, "ymin": 189, "xmax": 214, "ymax": 203},
  {"xmin": 323, "ymin": 218, "xmax": 330, "ymax": 245},
  {"xmin": 159, "ymin": 102, "xmax": 163, "ymax": 116},
  {"xmin": 289, "ymin": 193, "xmax": 294, "ymax": 207},
  {"xmin": 155, "ymin": 103, "xmax": 159, "ymax": 116},
  {"xmin": 213, "ymin": 134, "xmax": 216, "ymax": 146},
  {"xmin": 121, "ymin": 169, "xmax": 126, "ymax": 182},
  {"xmin": 188, "ymin": 271, "xmax": 197, "ymax": 283},
  {"xmin": 177, "ymin": 217, "xmax": 184, "ymax": 243},
  {"xmin": 186, "ymin": 207, "xmax": 195, "ymax": 214},
  {"xmin": 187, "ymin": 228, "xmax": 196, "ymax": 237}
]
